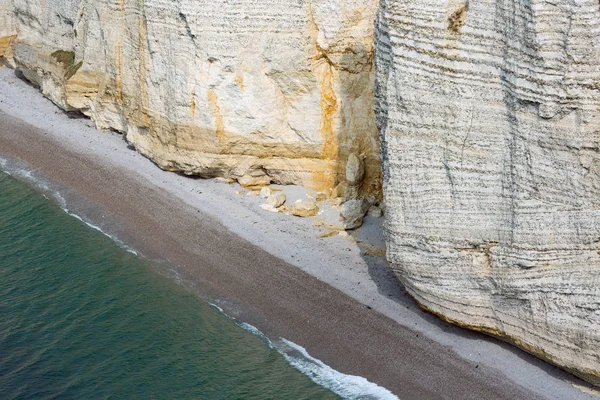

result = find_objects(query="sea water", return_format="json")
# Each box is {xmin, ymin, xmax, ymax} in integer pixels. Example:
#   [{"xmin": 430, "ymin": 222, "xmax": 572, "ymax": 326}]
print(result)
[
  {"xmin": 0, "ymin": 169, "xmax": 397, "ymax": 400},
  {"xmin": 0, "ymin": 170, "xmax": 342, "ymax": 399}
]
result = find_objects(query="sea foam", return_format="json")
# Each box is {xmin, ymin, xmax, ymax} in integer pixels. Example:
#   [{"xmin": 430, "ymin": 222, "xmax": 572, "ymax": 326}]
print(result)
[
  {"xmin": 0, "ymin": 157, "xmax": 138, "ymax": 256},
  {"xmin": 277, "ymin": 339, "xmax": 399, "ymax": 400},
  {"xmin": 233, "ymin": 317, "xmax": 399, "ymax": 400}
]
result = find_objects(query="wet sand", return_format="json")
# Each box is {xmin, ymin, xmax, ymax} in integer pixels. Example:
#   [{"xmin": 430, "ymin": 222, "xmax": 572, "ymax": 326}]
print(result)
[{"xmin": 1, "ymin": 69, "xmax": 597, "ymax": 399}]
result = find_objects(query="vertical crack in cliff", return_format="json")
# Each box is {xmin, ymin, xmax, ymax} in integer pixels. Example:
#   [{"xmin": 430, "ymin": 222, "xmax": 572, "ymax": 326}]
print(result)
[{"xmin": 137, "ymin": 6, "xmax": 150, "ymax": 129}]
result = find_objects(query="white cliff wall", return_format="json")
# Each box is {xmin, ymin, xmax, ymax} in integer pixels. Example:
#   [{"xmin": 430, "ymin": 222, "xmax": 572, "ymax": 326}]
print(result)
[
  {"xmin": 4, "ymin": 0, "xmax": 381, "ymax": 195},
  {"xmin": 0, "ymin": 0, "xmax": 15, "ymax": 66},
  {"xmin": 375, "ymin": 0, "xmax": 600, "ymax": 385}
]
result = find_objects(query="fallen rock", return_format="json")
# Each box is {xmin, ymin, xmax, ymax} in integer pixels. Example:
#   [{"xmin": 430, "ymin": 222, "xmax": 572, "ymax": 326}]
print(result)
[
  {"xmin": 267, "ymin": 193, "xmax": 286, "ymax": 209},
  {"xmin": 259, "ymin": 186, "xmax": 273, "ymax": 198},
  {"xmin": 292, "ymin": 200, "xmax": 318, "ymax": 218},
  {"xmin": 340, "ymin": 198, "xmax": 370, "ymax": 230},
  {"xmin": 238, "ymin": 174, "xmax": 271, "ymax": 190}
]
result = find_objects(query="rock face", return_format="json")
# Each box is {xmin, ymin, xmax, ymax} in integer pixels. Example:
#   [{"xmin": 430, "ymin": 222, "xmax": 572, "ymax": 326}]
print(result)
[
  {"xmin": 2, "ymin": 0, "xmax": 381, "ymax": 195},
  {"xmin": 0, "ymin": 0, "xmax": 15, "ymax": 67},
  {"xmin": 375, "ymin": 0, "xmax": 600, "ymax": 385}
]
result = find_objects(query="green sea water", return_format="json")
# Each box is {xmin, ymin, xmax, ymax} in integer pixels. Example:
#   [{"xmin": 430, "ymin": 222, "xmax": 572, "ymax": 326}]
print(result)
[{"xmin": 0, "ymin": 170, "xmax": 344, "ymax": 399}]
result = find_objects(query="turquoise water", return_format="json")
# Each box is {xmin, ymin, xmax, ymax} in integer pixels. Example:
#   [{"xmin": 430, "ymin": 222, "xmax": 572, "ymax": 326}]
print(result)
[{"xmin": 0, "ymin": 170, "xmax": 342, "ymax": 399}]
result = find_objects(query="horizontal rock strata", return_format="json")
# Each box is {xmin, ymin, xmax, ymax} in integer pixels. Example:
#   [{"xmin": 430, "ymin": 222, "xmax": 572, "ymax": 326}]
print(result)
[
  {"xmin": 0, "ymin": 0, "xmax": 15, "ymax": 67},
  {"xmin": 375, "ymin": 0, "xmax": 600, "ymax": 385},
  {"xmin": 2, "ymin": 0, "xmax": 382, "ymax": 196}
]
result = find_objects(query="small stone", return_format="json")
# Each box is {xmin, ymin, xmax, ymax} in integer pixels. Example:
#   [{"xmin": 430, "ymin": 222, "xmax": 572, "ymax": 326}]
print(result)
[
  {"xmin": 238, "ymin": 174, "xmax": 271, "ymax": 190},
  {"xmin": 338, "ymin": 231, "xmax": 350, "ymax": 237},
  {"xmin": 292, "ymin": 200, "xmax": 319, "ymax": 217},
  {"xmin": 267, "ymin": 193, "xmax": 286, "ymax": 208},
  {"xmin": 340, "ymin": 198, "xmax": 370, "ymax": 229},
  {"xmin": 235, "ymin": 190, "xmax": 244, "ymax": 195},
  {"xmin": 367, "ymin": 205, "xmax": 383, "ymax": 218},
  {"xmin": 259, "ymin": 186, "xmax": 273, "ymax": 198},
  {"xmin": 246, "ymin": 191, "xmax": 260, "ymax": 196}
]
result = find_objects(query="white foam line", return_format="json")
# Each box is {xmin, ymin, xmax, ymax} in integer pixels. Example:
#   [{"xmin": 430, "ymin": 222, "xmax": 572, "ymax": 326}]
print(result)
[
  {"xmin": 65, "ymin": 210, "xmax": 138, "ymax": 256},
  {"xmin": 237, "ymin": 322, "xmax": 274, "ymax": 348},
  {"xmin": 277, "ymin": 339, "xmax": 399, "ymax": 400},
  {"xmin": 208, "ymin": 302, "xmax": 224, "ymax": 313},
  {"xmin": 217, "ymin": 313, "xmax": 399, "ymax": 400}
]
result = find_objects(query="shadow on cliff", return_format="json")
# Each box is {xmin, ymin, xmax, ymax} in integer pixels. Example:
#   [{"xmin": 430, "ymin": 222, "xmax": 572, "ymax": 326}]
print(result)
[
  {"xmin": 13, "ymin": 69, "xmax": 87, "ymax": 120},
  {"xmin": 353, "ymin": 217, "xmax": 597, "ymax": 391}
]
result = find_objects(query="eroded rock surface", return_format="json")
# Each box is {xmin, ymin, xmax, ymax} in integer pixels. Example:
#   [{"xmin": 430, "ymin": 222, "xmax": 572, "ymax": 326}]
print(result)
[
  {"xmin": 3, "ymin": 0, "xmax": 381, "ymax": 195},
  {"xmin": 375, "ymin": 0, "xmax": 600, "ymax": 385},
  {"xmin": 0, "ymin": 0, "xmax": 15, "ymax": 66}
]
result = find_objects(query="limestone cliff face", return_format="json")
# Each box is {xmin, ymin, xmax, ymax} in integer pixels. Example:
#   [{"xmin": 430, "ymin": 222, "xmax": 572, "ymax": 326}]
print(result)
[
  {"xmin": 2, "ymin": 0, "xmax": 381, "ymax": 194},
  {"xmin": 375, "ymin": 0, "xmax": 600, "ymax": 385},
  {"xmin": 0, "ymin": 0, "xmax": 15, "ymax": 67}
]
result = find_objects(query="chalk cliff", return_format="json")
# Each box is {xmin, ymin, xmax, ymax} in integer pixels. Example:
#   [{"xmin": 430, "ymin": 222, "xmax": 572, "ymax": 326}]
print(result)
[
  {"xmin": 375, "ymin": 0, "xmax": 600, "ymax": 385},
  {"xmin": 2, "ymin": 0, "xmax": 381, "ymax": 195},
  {"xmin": 0, "ymin": 0, "xmax": 15, "ymax": 67}
]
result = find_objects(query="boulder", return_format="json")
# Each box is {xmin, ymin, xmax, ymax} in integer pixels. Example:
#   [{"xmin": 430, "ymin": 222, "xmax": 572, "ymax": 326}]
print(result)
[
  {"xmin": 292, "ymin": 200, "xmax": 319, "ymax": 218},
  {"xmin": 238, "ymin": 174, "xmax": 270, "ymax": 191},
  {"xmin": 267, "ymin": 193, "xmax": 286, "ymax": 209},
  {"xmin": 340, "ymin": 198, "xmax": 370, "ymax": 230}
]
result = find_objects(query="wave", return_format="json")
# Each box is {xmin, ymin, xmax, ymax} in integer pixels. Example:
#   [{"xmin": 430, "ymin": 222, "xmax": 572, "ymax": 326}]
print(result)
[
  {"xmin": 233, "ymin": 318, "xmax": 398, "ymax": 400},
  {"xmin": 277, "ymin": 339, "xmax": 398, "ymax": 400},
  {"xmin": 65, "ymin": 211, "xmax": 138, "ymax": 256},
  {"xmin": 0, "ymin": 157, "xmax": 137, "ymax": 255}
]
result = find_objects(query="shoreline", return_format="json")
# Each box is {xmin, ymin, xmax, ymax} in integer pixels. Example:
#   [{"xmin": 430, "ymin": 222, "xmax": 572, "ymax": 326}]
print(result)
[{"xmin": 0, "ymin": 68, "xmax": 597, "ymax": 399}]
